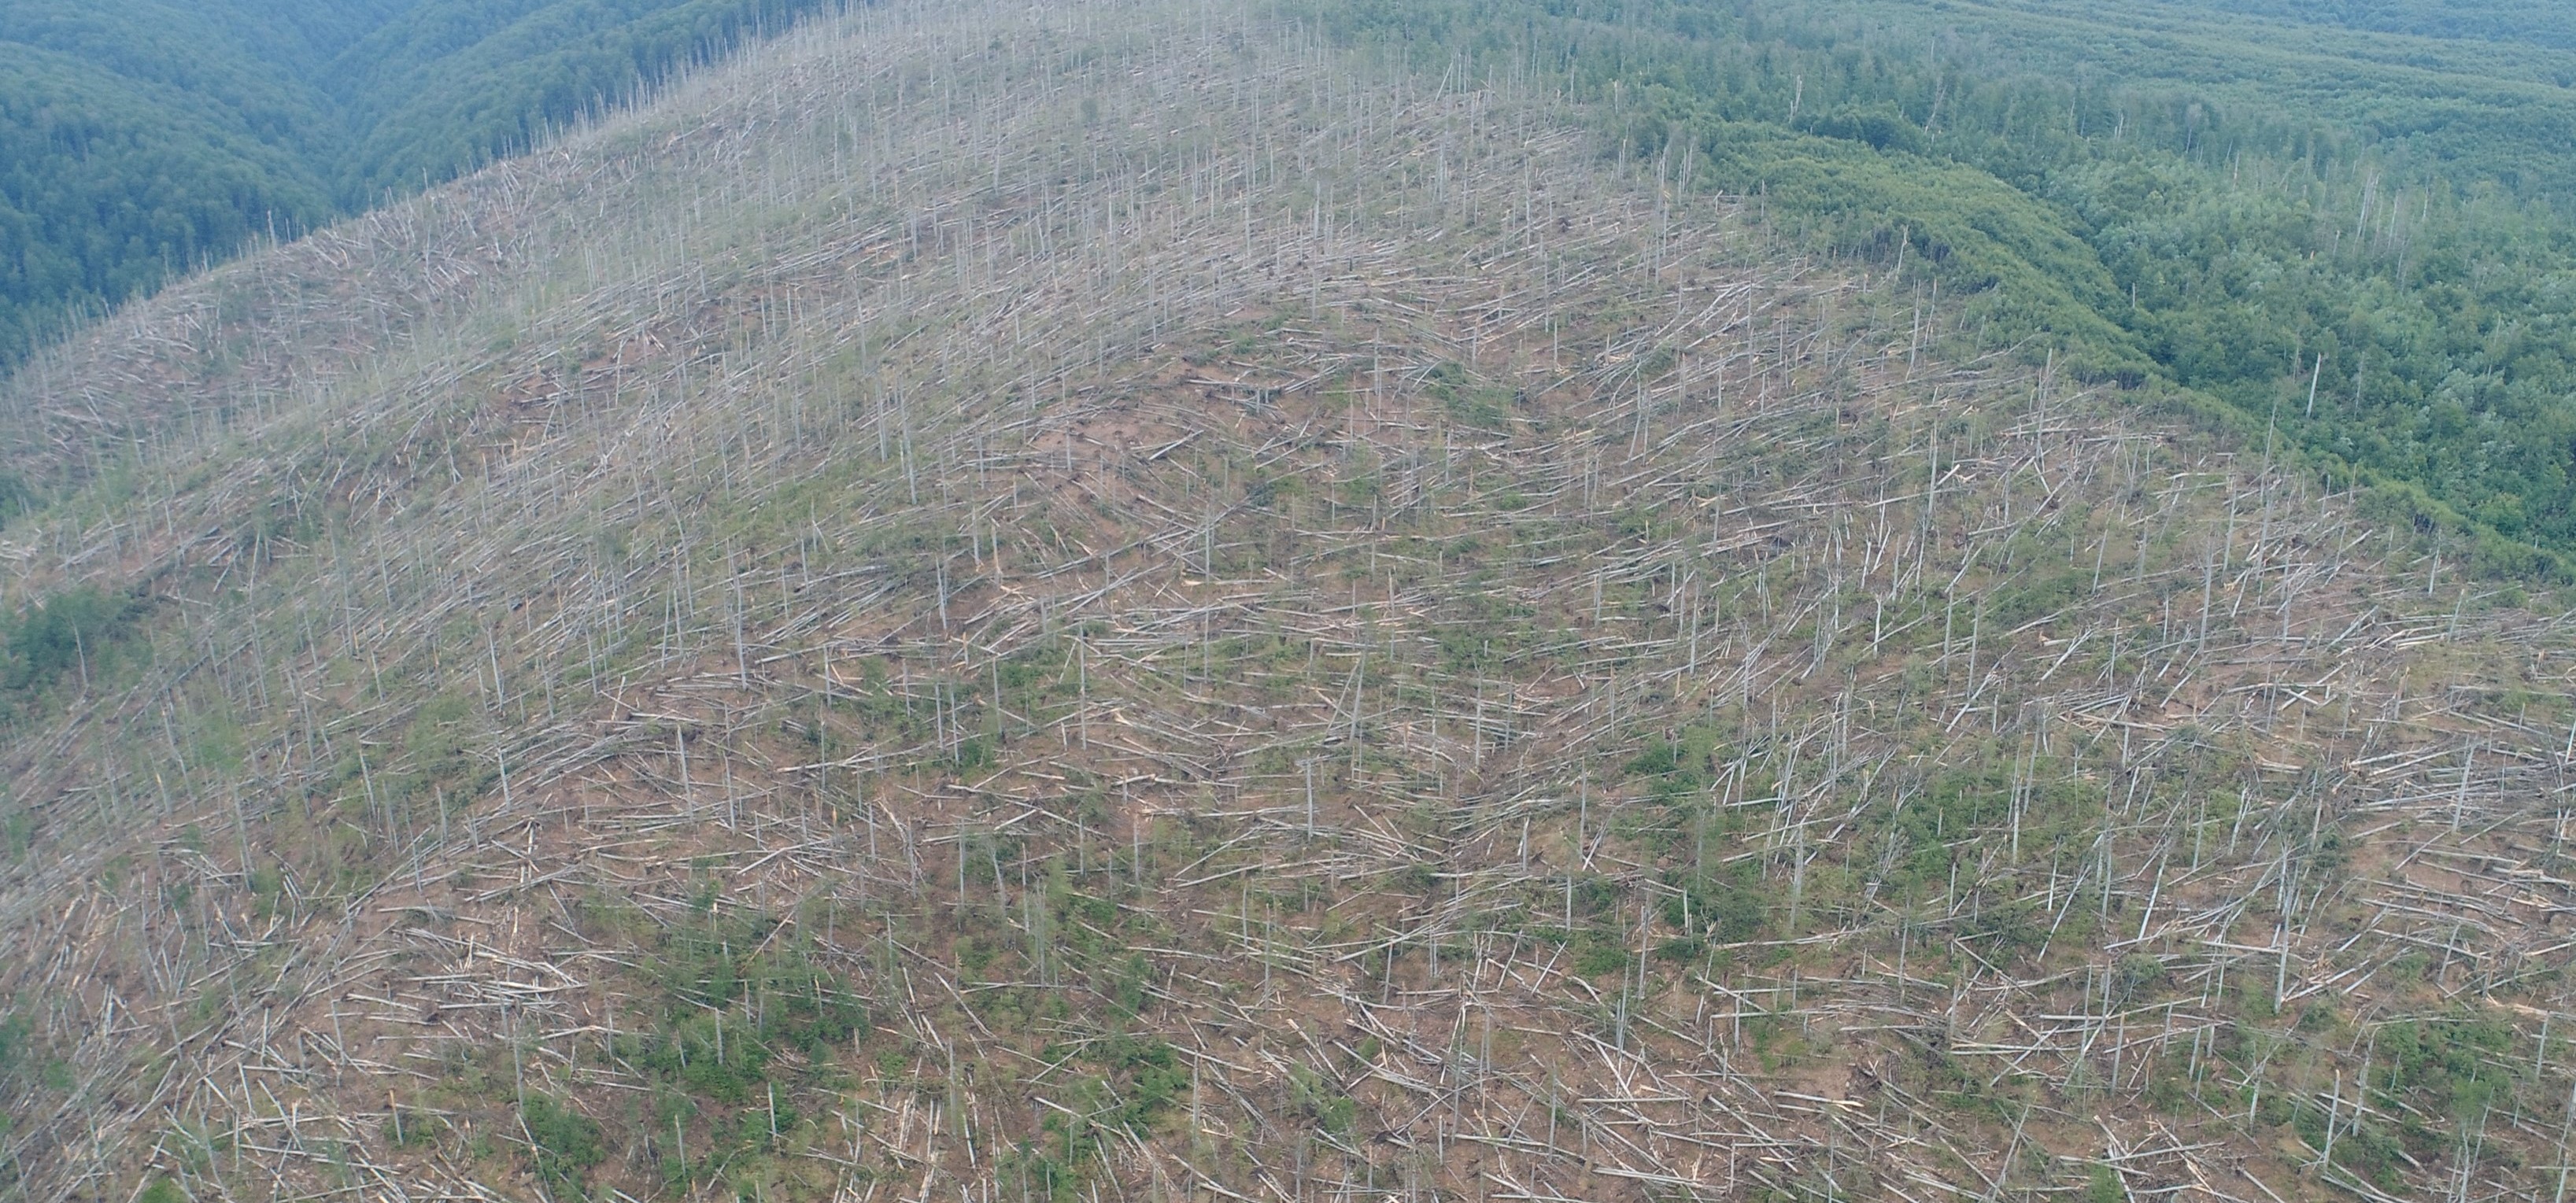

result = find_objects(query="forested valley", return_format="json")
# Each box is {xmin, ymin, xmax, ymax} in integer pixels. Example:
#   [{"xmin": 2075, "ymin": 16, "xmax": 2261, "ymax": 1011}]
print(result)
[{"xmin": 0, "ymin": 0, "xmax": 834, "ymax": 366}]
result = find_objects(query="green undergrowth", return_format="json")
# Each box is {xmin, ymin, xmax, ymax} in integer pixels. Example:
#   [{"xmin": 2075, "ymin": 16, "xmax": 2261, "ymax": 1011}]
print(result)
[
  {"xmin": 1004, "ymin": 1034, "xmax": 1186, "ymax": 1203},
  {"xmin": 583, "ymin": 887, "xmax": 870, "ymax": 1196},
  {"xmin": 521, "ymin": 1094, "xmax": 607, "ymax": 1198},
  {"xmin": 0, "ymin": 584, "xmax": 150, "ymax": 722}
]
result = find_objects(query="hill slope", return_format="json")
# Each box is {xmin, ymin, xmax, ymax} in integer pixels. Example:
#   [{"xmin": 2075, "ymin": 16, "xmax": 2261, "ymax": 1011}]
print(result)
[
  {"xmin": 0, "ymin": 0, "xmax": 832, "ymax": 368},
  {"xmin": 0, "ymin": 3, "xmax": 2573, "ymax": 1202}
]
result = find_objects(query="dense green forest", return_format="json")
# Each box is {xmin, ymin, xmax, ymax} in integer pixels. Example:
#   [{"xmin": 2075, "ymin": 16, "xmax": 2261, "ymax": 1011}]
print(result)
[
  {"xmin": 0, "ymin": 0, "xmax": 835, "ymax": 367},
  {"xmin": 1315, "ymin": 0, "xmax": 2576, "ymax": 571}
]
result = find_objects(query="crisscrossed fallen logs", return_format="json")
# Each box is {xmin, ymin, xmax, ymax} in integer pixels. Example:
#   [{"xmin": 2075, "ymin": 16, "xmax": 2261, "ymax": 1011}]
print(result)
[{"xmin": 0, "ymin": 2, "xmax": 2573, "ymax": 1202}]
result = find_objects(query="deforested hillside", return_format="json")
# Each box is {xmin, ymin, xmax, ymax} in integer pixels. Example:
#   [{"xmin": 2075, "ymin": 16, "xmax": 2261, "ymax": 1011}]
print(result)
[{"xmin": 0, "ymin": 3, "xmax": 2572, "ymax": 1202}]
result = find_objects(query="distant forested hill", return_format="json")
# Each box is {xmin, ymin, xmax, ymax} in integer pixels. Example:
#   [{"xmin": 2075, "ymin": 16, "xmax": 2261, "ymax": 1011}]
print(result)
[
  {"xmin": 2190, "ymin": 0, "xmax": 2576, "ymax": 50},
  {"xmin": 0, "ymin": 0, "xmax": 832, "ymax": 366},
  {"xmin": 1315, "ymin": 0, "xmax": 2576, "ymax": 569}
]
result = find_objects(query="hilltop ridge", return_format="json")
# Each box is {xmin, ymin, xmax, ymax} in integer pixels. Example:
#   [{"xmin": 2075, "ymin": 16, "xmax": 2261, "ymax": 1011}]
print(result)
[{"xmin": 0, "ymin": 3, "xmax": 2571, "ymax": 1202}]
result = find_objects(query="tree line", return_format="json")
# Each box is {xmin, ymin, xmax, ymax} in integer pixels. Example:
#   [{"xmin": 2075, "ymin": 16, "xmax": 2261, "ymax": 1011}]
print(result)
[{"xmin": 1315, "ymin": 0, "xmax": 2576, "ymax": 569}]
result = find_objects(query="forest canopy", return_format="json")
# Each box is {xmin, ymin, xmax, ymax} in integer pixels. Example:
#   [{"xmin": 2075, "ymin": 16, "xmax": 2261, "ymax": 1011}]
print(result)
[{"xmin": 0, "ymin": 0, "xmax": 837, "ymax": 367}]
